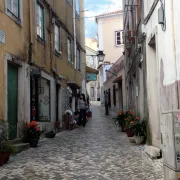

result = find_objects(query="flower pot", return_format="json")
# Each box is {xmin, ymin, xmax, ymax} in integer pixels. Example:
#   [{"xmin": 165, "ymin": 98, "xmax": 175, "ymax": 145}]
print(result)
[
  {"xmin": 0, "ymin": 152, "xmax": 11, "ymax": 166},
  {"xmin": 129, "ymin": 137, "xmax": 136, "ymax": 143},
  {"xmin": 121, "ymin": 124, "xmax": 126, "ymax": 132},
  {"xmin": 126, "ymin": 128, "xmax": 134, "ymax": 137},
  {"xmin": 45, "ymin": 132, "xmax": 56, "ymax": 138},
  {"xmin": 30, "ymin": 139, "xmax": 39, "ymax": 147},
  {"xmin": 134, "ymin": 136, "xmax": 145, "ymax": 144}
]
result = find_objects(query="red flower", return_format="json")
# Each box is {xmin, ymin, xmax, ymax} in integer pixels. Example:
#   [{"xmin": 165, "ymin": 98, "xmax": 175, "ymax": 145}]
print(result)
[
  {"xmin": 26, "ymin": 124, "xmax": 30, "ymax": 128},
  {"xmin": 34, "ymin": 125, "xmax": 39, "ymax": 132},
  {"xmin": 136, "ymin": 116, "xmax": 140, "ymax": 120},
  {"xmin": 30, "ymin": 120, "xmax": 38, "ymax": 127}
]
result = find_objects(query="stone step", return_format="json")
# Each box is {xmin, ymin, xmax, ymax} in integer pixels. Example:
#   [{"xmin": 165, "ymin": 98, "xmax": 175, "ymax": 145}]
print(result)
[
  {"xmin": 144, "ymin": 145, "xmax": 162, "ymax": 159},
  {"xmin": 12, "ymin": 143, "xmax": 30, "ymax": 154},
  {"xmin": 9, "ymin": 138, "xmax": 23, "ymax": 145}
]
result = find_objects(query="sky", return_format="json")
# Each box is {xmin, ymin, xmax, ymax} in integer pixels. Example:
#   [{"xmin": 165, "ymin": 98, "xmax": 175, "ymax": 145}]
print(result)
[{"xmin": 84, "ymin": 0, "xmax": 122, "ymax": 38}]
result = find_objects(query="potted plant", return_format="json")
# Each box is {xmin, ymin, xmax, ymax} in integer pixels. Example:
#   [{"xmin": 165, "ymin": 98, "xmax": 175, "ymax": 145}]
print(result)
[
  {"xmin": 45, "ymin": 130, "xmax": 56, "ymax": 138},
  {"xmin": 0, "ymin": 119, "xmax": 15, "ymax": 166},
  {"xmin": 113, "ymin": 110, "xmax": 126, "ymax": 132},
  {"xmin": 124, "ymin": 111, "xmax": 136, "ymax": 137},
  {"xmin": 132, "ymin": 120, "xmax": 146, "ymax": 144},
  {"xmin": 23, "ymin": 121, "xmax": 41, "ymax": 147},
  {"xmin": 0, "ymin": 143, "xmax": 14, "ymax": 166}
]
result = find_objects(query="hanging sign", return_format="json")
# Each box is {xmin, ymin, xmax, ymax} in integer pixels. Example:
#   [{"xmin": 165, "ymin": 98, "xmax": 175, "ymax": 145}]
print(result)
[{"xmin": 86, "ymin": 73, "xmax": 97, "ymax": 81}]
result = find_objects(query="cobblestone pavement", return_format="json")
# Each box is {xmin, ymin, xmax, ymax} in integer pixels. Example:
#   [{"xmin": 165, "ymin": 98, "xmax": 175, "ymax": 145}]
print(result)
[{"xmin": 0, "ymin": 104, "xmax": 164, "ymax": 180}]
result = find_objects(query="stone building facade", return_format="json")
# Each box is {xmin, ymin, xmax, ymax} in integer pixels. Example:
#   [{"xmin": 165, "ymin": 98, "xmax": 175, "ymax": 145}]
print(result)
[{"xmin": 0, "ymin": 0, "xmax": 85, "ymax": 139}]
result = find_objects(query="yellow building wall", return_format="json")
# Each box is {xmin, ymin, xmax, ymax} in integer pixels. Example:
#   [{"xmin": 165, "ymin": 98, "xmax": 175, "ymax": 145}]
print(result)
[{"xmin": 0, "ymin": 0, "xmax": 85, "ymax": 119}]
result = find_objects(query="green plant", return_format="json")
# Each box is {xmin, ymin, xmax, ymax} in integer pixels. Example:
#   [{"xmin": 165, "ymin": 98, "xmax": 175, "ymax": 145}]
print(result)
[
  {"xmin": 23, "ymin": 121, "xmax": 41, "ymax": 143},
  {"xmin": 132, "ymin": 120, "xmax": 147, "ymax": 137},
  {"xmin": 0, "ymin": 143, "xmax": 15, "ymax": 153}
]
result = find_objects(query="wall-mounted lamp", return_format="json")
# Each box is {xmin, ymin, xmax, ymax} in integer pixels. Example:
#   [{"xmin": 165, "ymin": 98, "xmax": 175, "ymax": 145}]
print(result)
[
  {"xmin": 158, "ymin": 0, "xmax": 166, "ymax": 31},
  {"xmin": 105, "ymin": 69, "xmax": 117, "ymax": 76}
]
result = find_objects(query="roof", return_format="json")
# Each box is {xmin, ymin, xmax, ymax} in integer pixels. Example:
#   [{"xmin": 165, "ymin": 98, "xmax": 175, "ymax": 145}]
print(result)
[
  {"xmin": 96, "ymin": 10, "xmax": 123, "ymax": 22},
  {"xmin": 86, "ymin": 66, "xmax": 99, "ymax": 74}
]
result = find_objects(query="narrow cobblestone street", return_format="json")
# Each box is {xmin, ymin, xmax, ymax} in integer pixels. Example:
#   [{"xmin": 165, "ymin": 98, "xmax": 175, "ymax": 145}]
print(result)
[{"xmin": 0, "ymin": 104, "xmax": 163, "ymax": 180}]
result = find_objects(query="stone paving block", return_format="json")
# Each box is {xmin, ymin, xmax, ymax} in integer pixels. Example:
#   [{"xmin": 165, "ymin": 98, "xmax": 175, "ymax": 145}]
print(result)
[{"xmin": 0, "ymin": 105, "xmax": 164, "ymax": 180}]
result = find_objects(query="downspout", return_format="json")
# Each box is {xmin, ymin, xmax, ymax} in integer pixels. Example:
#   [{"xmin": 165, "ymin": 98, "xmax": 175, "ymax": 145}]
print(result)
[
  {"xmin": 28, "ymin": 0, "xmax": 33, "ymax": 64},
  {"xmin": 73, "ymin": 0, "xmax": 77, "ymax": 82}
]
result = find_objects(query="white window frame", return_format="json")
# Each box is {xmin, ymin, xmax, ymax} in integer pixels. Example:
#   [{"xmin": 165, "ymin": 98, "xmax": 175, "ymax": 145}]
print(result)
[
  {"xmin": 67, "ymin": 37, "xmax": 72, "ymax": 63},
  {"xmin": 115, "ymin": 30, "xmax": 124, "ymax": 46},
  {"xmin": 54, "ymin": 24, "xmax": 61, "ymax": 53},
  {"xmin": 36, "ymin": 2, "xmax": 45, "ymax": 40},
  {"xmin": 76, "ymin": 48, "xmax": 81, "ymax": 71},
  {"xmin": 7, "ymin": 0, "xmax": 20, "ymax": 18}
]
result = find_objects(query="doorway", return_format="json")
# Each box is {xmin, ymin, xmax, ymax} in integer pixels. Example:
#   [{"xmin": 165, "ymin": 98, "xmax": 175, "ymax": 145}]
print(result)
[
  {"xmin": 118, "ymin": 81, "xmax": 123, "ymax": 110},
  {"xmin": 8, "ymin": 63, "xmax": 18, "ymax": 140},
  {"xmin": 56, "ymin": 84, "xmax": 60, "ymax": 122}
]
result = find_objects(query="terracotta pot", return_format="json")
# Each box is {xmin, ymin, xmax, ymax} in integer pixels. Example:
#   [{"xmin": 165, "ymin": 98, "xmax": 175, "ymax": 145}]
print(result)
[
  {"xmin": 134, "ymin": 136, "xmax": 145, "ymax": 144},
  {"xmin": 126, "ymin": 128, "xmax": 134, "ymax": 137},
  {"xmin": 0, "ymin": 152, "xmax": 11, "ymax": 166},
  {"xmin": 30, "ymin": 139, "xmax": 39, "ymax": 147},
  {"xmin": 121, "ymin": 124, "xmax": 126, "ymax": 132}
]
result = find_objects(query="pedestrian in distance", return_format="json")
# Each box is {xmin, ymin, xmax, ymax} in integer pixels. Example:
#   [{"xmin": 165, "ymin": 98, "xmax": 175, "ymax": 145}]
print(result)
[
  {"xmin": 104, "ymin": 91, "xmax": 109, "ymax": 115},
  {"xmin": 77, "ymin": 93, "xmax": 87, "ymax": 127}
]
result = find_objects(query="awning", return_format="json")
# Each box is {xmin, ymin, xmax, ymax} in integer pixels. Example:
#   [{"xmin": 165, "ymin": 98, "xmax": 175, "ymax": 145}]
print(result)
[
  {"xmin": 113, "ymin": 76, "xmax": 122, "ymax": 83},
  {"xmin": 67, "ymin": 82, "xmax": 80, "ymax": 89},
  {"xmin": 86, "ymin": 66, "xmax": 99, "ymax": 74}
]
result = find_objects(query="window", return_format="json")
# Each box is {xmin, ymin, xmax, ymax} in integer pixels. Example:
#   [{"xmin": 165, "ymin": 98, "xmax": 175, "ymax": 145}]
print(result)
[
  {"xmin": 67, "ymin": 38, "xmax": 72, "ymax": 63},
  {"xmin": 67, "ymin": 0, "xmax": 72, "ymax": 5},
  {"xmin": 113, "ymin": 85, "xmax": 116, "ymax": 106},
  {"xmin": 55, "ymin": 24, "xmax": 61, "ymax": 53},
  {"xmin": 89, "ymin": 56, "xmax": 94, "ymax": 67},
  {"xmin": 91, "ymin": 87, "xmax": 95, "ymax": 97},
  {"xmin": 115, "ymin": 31, "xmax": 124, "ymax": 46},
  {"xmin": 36, "ymin": 3, "xmax": 45, "ymax": 40},
  {"xmin": 76, "ymin": 48, "xmax": 81, "ymax": 71},
  {"xmin": 76, "ymin": 0, "xmax": 80, "ymax": 14},
  {"xmin": 7, "ymin": 0, "xmax": 20, "ymax": 18}
]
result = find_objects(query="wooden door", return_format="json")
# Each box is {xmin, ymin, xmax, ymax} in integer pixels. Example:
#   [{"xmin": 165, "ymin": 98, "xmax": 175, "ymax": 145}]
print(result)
[{"xmin": 8, "ymin": 63, "xmax": 18, "ymax": 140}]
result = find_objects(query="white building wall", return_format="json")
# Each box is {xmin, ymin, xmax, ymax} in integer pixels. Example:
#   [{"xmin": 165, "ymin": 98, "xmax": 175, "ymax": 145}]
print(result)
[{"xmin": 144, "ymin": 0, "xmax": 179, "ymax": 148}]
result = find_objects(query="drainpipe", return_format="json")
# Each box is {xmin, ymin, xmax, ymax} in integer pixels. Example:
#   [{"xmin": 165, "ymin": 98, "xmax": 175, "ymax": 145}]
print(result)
[
  {"xmin": 73, "ymin": 0, "xmax": 77, "ymax": 80},
  {"xmin": 28, "ymin": 0, "xmax": 33, "ymax": 64}
]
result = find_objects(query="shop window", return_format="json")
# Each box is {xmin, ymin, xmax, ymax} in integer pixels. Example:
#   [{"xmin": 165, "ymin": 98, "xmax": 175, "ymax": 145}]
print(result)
[{"xmin": 38, "ymin": 78, "xmax": 50, "ymax": 122}]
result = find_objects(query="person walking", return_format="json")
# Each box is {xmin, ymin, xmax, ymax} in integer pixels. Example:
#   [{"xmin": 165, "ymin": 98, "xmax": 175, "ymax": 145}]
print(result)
[
  {"xmin": 104, "ymin": 91, "xmax": 109, "ymax": 115},
  {"xmin": 77, "ymin": 93, "xmax": 87, "ymax": 127}
]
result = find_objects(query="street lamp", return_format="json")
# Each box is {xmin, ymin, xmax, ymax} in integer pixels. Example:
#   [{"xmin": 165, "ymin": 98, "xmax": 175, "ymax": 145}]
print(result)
[
  {"xmin": 97, "ymin": 50, "xmax": 105, "ymax": 62},
  {"xmin": 86, "ymin": 50, "xmax": 105, "ymax": 62}
]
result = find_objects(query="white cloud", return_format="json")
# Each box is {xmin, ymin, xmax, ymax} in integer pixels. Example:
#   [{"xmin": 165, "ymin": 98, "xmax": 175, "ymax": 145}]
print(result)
[{"xmin": 85, "ymin": 0, "xmax": 122, "ymax": 37}]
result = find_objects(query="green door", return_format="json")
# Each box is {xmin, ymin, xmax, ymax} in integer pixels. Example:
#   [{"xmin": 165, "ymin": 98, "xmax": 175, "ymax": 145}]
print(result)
[{"xmin": 8, "ymin": 64, "xmax": 18, "ymax": 140}]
